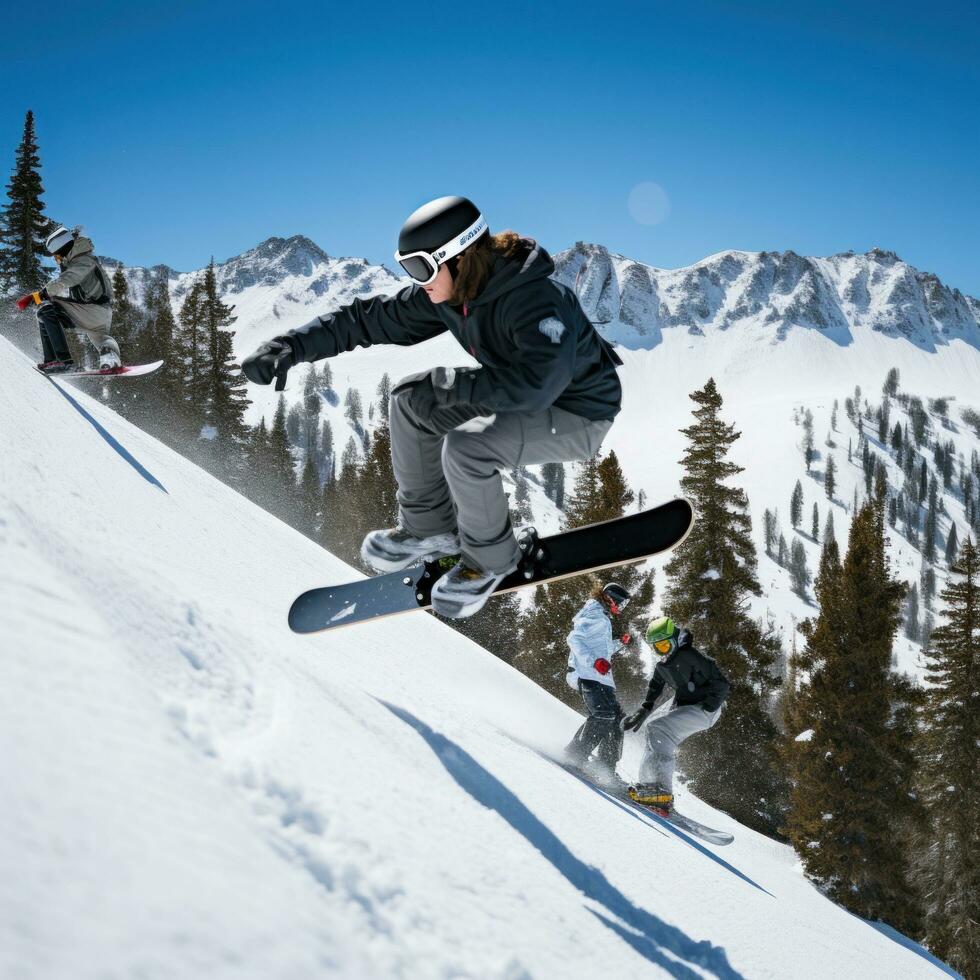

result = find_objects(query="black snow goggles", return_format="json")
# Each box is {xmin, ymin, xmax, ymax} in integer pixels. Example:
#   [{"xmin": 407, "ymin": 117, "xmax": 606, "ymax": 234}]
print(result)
[{"xmin": 394, "ymin": 214, "xmax": 488, "ymax": 285}]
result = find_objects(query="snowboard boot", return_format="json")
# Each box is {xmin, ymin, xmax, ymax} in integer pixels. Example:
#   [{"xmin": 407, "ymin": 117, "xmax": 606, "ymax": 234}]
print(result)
[
  {"xmin": 590, "ymin": 763, "xmax": 627, "ymax": 794},
  {"xmin": 429, "ymin": 559, "xmax": 515, "ymax": 619},
  {"xmin": 628, "ymin": 784, "xmax": 674, "ymax": 816},
  {"xmin": 99, "ymin": 340, "xmax": 122, "ymax": 371},
  {"xmin": 37, "ymin": 359, "xmax": 75, "ymax": 374},
  {"xmin": 360, "ymin": 526, "xmax": 461, "ymax": 573}
]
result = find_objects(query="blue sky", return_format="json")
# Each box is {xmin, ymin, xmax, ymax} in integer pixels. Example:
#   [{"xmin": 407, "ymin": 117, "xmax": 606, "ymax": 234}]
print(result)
[{"xmin": 3, "ymin": 0, "xmax": 978, "ymax": 294}]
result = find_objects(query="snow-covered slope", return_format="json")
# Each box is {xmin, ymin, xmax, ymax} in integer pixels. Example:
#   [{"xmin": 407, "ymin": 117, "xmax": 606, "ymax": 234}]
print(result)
[{"xmin": 0, "ymin": 336, "xmax": 958, "ymax": 978}]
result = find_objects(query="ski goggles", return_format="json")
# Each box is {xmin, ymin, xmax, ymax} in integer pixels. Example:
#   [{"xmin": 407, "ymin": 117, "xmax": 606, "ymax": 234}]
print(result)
[
  {"xmin": 653, "ymin": 638, "xmax": 673, "ymax": 654},
  {"xmin": 394, "ymin": 214, "xmax": 489, "ymax": 285}
]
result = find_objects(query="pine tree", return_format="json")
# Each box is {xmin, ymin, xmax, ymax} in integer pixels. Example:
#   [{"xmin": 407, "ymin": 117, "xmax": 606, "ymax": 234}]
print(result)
[
  {"xmin": 661, "ymin": 378, "xmax": 786, "ymax": 833},
  {"xmin": 945, "ymin": 524, "xmax": 959, "ymax": 566},
  {"xmin": 376, "ymin": 372, "xmax": 391, "ymax": 421},
  {"xmin": 303, "ymin": 364, "xmax": 323, "ymax": 450},
  {"xmin": 783, "ymin": 502, "xmax": 922, "ymax": 933},
  {"xmin": 174, "ymin": 278, "xmax": 210, "ymax": 441},
  {"xmin": 510, "ymin": 466, "xmax": 533, "ymax": 523},
  {"xmin": 103, "ymin": 266, "xmax": 143, "ymax": 416},
  {"xmin": 763, "ymin": 508, "xmax": 779, "ymax": 558},
  {"xmin": 904, "ymin": 583, "xmax": 921, "ymax": 642},
  {"xmin": 266, "ymin": 394, "xmax": 298, "ymax": 524},
  {"xmin": 823, "ymin": 510, "xmax": 836, "ymax": 551},
  {"xmin": 344, "ymin": 388, "xmax": 364, "ymax": 428},
  {"xmin": 777, "ymin": 533, "xmax": 789, "ymax": 567},
  {"xmin": 824, "ymin": 455, "xmax": 836, "ymax": 500},
  {"xmin": 883, "ymin": 367, "xmax": 900, "ymax": 397},
  {"xmin": 916, "ymin": 538, "xmax": 979, "ymax": 977},
  {"xmin": 791, "ymin": 480, "xmax": 804, "ymax": 529},
  {"xmin": 789, "ymin": 539, "xmax": 811, "ymax": 598},
  {"xmin": 924, "ymin": 478, "xmax": 939, "ymax": 564},
  {"xmin": 811, "ymin": 502, "xmax": 819, "ymax": 541},
  {"xmin": 802, "ymin": 409, "xmax": 815, "ymax": 472},
  {"xmin": 831, "ymin": 400, "xmax": 838, "ymax": 432},
  {"xmin": 0, "ymin": 110, "xmax": 51, "ymax": 291},
  {"xmin": 541, "ymin": 462, "xmax": 566, "ymax": 508}
]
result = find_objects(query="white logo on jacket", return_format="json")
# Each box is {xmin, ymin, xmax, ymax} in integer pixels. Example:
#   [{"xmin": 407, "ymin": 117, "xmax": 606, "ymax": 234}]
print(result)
[{"xmin": 538, "ymin": 317, "xmax": 566, "ymax": 344}]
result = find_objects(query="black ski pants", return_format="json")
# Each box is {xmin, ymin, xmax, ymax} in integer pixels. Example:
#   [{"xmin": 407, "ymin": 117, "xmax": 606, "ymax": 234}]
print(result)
[
  {"xmin": 570, "ymin": 679, "xmax": 624, "ymax": 770},
  {"xmin": 37, "ymin": 303, "xmax": 73, "ymax": 362}
]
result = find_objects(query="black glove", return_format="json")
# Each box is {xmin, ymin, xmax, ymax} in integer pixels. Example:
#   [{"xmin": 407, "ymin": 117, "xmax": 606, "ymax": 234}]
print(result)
[
  {"xmin": 392, "ymin": 367, "xmax": 461, "ymax": 420},
  {"xmin": 701, "ymin": 701, "xmax": 720, "ymax": 713},
  {"xmin": 241, "ymin": 338, "xmax": 295, "ymax": 388},
  {"xmin": 621, "ymin": 705, "xmax": 653, "ymax": 732}
]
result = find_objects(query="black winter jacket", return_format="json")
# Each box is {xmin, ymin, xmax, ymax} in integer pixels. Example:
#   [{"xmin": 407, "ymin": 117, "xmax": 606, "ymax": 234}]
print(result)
[
  {"xmin": 277, "ymin": 241, "xmax": 623, "ymax": 421},
  {"xmin": 642, "ymin": 640, "xmax": 731, "ymax": 713}
]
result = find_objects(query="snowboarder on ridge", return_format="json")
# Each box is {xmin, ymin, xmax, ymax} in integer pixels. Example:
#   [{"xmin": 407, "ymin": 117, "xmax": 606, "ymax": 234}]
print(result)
[
  {"xmin": 15, "ymin": 226, "xmax": 121, "ymax": 373},
  {"xmin": 564, "ymin": 582, "xmax": 634, "ymax": 786},
  {"xmin": 622, "ymin": 616, "xmax": 730, "ymax": 815},
  {"xmin": 242, "ymin": 195, "xmax": 623, "ymax": 618}
]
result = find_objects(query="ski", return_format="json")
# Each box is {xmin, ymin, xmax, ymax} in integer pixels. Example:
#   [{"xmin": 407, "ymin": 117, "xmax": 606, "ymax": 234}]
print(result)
[
  {"xmin": 289, "ymin": 497, "xmax": 694, "ymax": 633},
  {"xmin": 36, "ymin": 360, "xmax": 164, "ymax": 379}
]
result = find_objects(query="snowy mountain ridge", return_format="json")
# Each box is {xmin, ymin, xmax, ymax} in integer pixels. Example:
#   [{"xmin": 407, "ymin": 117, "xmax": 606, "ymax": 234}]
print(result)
[
  {"xmin": 554, "ymin": 242, "xmax": 980, "ymax": 351},
  {"xmin": 106, "ymin": 234, "xmax": 980, "ymax": 357}
]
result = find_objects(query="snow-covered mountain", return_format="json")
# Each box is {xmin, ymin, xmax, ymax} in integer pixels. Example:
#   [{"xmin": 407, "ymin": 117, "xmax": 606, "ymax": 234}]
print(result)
[
  {"xmin": 553, "ymin": 242, "xmax": 980, "ymax": 351},
  {"xmin": 0, "ymin": 336, "xmax": 958, "ymax": 978}
]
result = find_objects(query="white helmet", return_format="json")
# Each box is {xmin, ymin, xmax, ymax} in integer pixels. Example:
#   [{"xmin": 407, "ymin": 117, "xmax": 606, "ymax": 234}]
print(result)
[{"xmin": 45, "ymin": 226, "xmax": 74, "ymax": 256}]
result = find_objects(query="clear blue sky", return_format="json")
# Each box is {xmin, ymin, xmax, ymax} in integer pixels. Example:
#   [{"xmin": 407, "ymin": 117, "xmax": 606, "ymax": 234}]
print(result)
[{"xmin": 3, "ymin": 0, "xmax": 978, "ymax": 294}]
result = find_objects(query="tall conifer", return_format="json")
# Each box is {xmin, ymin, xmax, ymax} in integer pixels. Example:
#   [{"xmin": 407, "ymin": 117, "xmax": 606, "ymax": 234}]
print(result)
[{"xmin": 662, "ymin": 378, "xmax": 786, "ymax": 833}]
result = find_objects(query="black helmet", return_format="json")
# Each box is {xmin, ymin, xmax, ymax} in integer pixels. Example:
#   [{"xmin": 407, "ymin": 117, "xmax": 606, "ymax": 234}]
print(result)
[
  {"xmin": 395, "ymin": 195, "xmax": 488, "ymax": 285},
  {"xmin": 602, "ymin": 582, "xmax": 631, "ymax": 610}
]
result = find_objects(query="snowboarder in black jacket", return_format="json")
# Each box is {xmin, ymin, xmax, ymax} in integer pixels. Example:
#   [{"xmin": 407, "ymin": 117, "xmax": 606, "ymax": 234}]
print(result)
[
  {"xmin": 621, "ymin": 616, "xmax": 730, "ymax": 814},
  {"xmin": 242, "ymin": 196, "xmax": 622, "ymax": 618}
]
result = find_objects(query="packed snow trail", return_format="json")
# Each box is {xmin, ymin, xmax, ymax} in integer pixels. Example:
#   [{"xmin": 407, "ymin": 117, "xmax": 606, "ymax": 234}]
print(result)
[{"xmin": 0, "ymin": 336, "xmax": 959, "ymax": 979}]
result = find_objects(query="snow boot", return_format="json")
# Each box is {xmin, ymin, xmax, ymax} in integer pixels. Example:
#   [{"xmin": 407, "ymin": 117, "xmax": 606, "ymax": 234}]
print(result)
[
  {"xmin": 628, "ymin": 784, "xmax": 674, "ymax": 816},
  {"xmin": 37, "ymin": 359, "xmax": 75, "ymax": 374},
  {"xmin": 99, "ymin": 340, "xmax": 122, "ymax": 371},
  {"xmin": 360, "ymin": 526, "xmax": 460, "ymax": 573},
  {"xmin": 429, "ymin": 559, "xmax": 513, "ymax": 619}
]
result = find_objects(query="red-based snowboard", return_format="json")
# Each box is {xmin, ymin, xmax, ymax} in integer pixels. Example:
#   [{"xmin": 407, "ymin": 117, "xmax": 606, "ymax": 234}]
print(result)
[{"xmin": 37, "ymin": 360, "xmax": 164, "ymax": 379}]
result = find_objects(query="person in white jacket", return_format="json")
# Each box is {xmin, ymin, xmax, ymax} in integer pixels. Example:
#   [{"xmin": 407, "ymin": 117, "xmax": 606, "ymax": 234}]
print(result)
[{"xmin": 564, "ymin": 582, "xmax": 634, "ymax": 782}]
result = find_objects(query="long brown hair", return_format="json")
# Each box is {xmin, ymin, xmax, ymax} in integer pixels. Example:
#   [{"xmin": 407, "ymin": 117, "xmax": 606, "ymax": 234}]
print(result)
[{"xmin": 449, "ymin": 230, "xmax": 534, "ymax": 306}]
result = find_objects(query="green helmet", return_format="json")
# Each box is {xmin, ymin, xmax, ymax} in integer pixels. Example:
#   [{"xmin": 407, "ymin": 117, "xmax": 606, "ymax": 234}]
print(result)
[{"xmin": 646, "ymin": 616, "xmax": 678, "ymax": 650}]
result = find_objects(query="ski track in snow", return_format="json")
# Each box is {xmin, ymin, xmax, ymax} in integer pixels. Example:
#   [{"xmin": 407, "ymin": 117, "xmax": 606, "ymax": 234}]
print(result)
[{"xmin": 0, "ymin": 336, "xmax": 961, "ymax": 979}]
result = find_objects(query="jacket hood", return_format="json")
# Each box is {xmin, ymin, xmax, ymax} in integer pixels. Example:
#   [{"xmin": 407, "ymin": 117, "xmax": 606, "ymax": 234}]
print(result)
[
  {"xmin": 66, "ymin": 236, "xmax": 95, "ymax": 259},
  {"xmin": 469, "ymin": 240, "xmax": 555, "ymax": 307}
]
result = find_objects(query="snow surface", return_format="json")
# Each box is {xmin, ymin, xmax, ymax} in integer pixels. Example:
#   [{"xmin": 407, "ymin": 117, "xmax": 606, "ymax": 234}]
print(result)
[{"xmin": 0, "ymin": 336, "xmax": 959, "ymax": 977}]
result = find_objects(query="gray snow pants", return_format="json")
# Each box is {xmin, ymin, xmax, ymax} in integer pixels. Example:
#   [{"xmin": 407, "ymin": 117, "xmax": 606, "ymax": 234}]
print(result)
[
  {"xmin": 389, "ymin": 382, "xmax": 612, "ymax": 573},
  {"xmin": 637, "ymin": 703, "xmax": 723, "ymax": 791}
]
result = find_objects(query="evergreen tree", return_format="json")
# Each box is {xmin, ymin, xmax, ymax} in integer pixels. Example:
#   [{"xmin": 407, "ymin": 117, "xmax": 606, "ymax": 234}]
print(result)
[
  {"xmin": 883, "ymin": 367, "xmax": 900, "ymax": 397},
  {"xmin": 510, "ymin": 466, "xmax": 533, "ymax": 523},
  {"xmin": 777, "ymin": 533, "xmax": 789, "ymax": 567},
  {"xmin": 286, "ymin": 403, "xmax": 303, "ymax": 446},
  {"xmin": 924, "ymin": 478, "xmax": 939, "ymax": 564},
  {"xmin": 541, "ymin": 462, "xmax": 566, "ymax": 508},
  {"xmin": 0, "ymin": 110, "xmax": 50, "ymax": 291},
  {"xmin": 791, "ymin": 480, "xmax": 804, "ymax": 529},
  {"xmin": 824, "ymin": 455, "xmax": 836, "ymax": 500},
  {"xmin": 103, "ymin": 266, "xmax": 143, "ymax": 415},
  {"xmin": 298, "ymin": 449, "xmax": 320, "ymax": 539},
  {"xmin": 303, "ymin": 364, "xmax": 323, "ymax": 450},
  {"xmin": 789, "ymin": 539, "xmax": 811, "ymax": 598},
  {"xmin": 266, "ymin": 394, "xmax": 298, "ymax": 524},
  {"xmin": 823, "ymin": 510, "xmax": 836, "ymax": 551},
  {"xmin": 783, "ymin": 502, "xmax": 922, "ymax": 934},
  {"xmin": 137, "ymin": 269, "xmax": 182, "ymax": 425},
  {"xmin": 763, "ymin": 508, "xmax": 778, "ymax": 558},
  {"xmin": 376, "ymin": 372, "xmax": 391, "ymax": 421},
  {"xmin": 802, "ymin": 409, "xmax": 815, "ymax": 472},
  {"xmin": 174, "ymin": 278, "xmax": 209, "ymax": 439},
  {"xmin": 344, "ymin": 388, "xmax": 364, "ymax": 428},
  {"xmin": 904, "ymin": 583, "xmax": 921, "ymax": 642},
  {"xmin": 319, "ymin": 359, "xmax": 334, "ymax": 391},
  {"xmin": 319, "ymin": 418, "xmax": 334, "ymax": 478},
  {"xmin": 811, "ymin": 501, "xmax": 819, "ymax": 541},
  {"xmin": 661, "ymin": 379, "xmax": 786, "ymax": 833},
  {"xmin": 945, "ymin": 524, "xmax": 959, "ymax": 566},
  {"xmin": 916, "ymin": 538, "xmax": 980, "ymax": 978},
  {"xmin": 831, "ymin": 400, "xmax": 838, "ymax": 432}
]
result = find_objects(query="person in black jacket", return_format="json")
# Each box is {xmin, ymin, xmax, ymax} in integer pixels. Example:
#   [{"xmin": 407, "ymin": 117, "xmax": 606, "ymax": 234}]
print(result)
[
  {"xmin": 242, "ymin": 196, "xmax": 622, "ymax": 618},
  {"xmin": 621, "ymin": 616, "xmax": 730, "ymax": 813}
]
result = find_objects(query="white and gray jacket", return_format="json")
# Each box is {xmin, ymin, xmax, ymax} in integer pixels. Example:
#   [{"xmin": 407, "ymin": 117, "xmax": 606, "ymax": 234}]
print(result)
[
  {"xmin": 42, "ymin": 235, "xmax": 114, "ymax": 331},
  {"xmin": 566, "ymin": 599, "xmax": 620, "ymax": 690}
]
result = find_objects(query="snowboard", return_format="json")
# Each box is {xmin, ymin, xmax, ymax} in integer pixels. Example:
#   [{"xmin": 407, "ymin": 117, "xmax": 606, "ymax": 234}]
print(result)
[
  {"xmin": 627, "ymin": 796, "xmax": 734, "ymax": 846},
  {"xmin": 37, "ymin": 360, "xmax": 164, "ymax": 379},
  {"xmin": 289, "ymin": 497, "xmax": 695, "ymax": 634},
  {"xmin": 535, "ymin": 750, "xmax": 733, "ymax": 846}
]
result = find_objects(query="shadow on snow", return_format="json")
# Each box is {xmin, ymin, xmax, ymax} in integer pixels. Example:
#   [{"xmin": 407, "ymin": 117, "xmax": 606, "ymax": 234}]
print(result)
[{"xmin": 381, "ymin": 700, "xmax": 743, "ymax": 980}]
